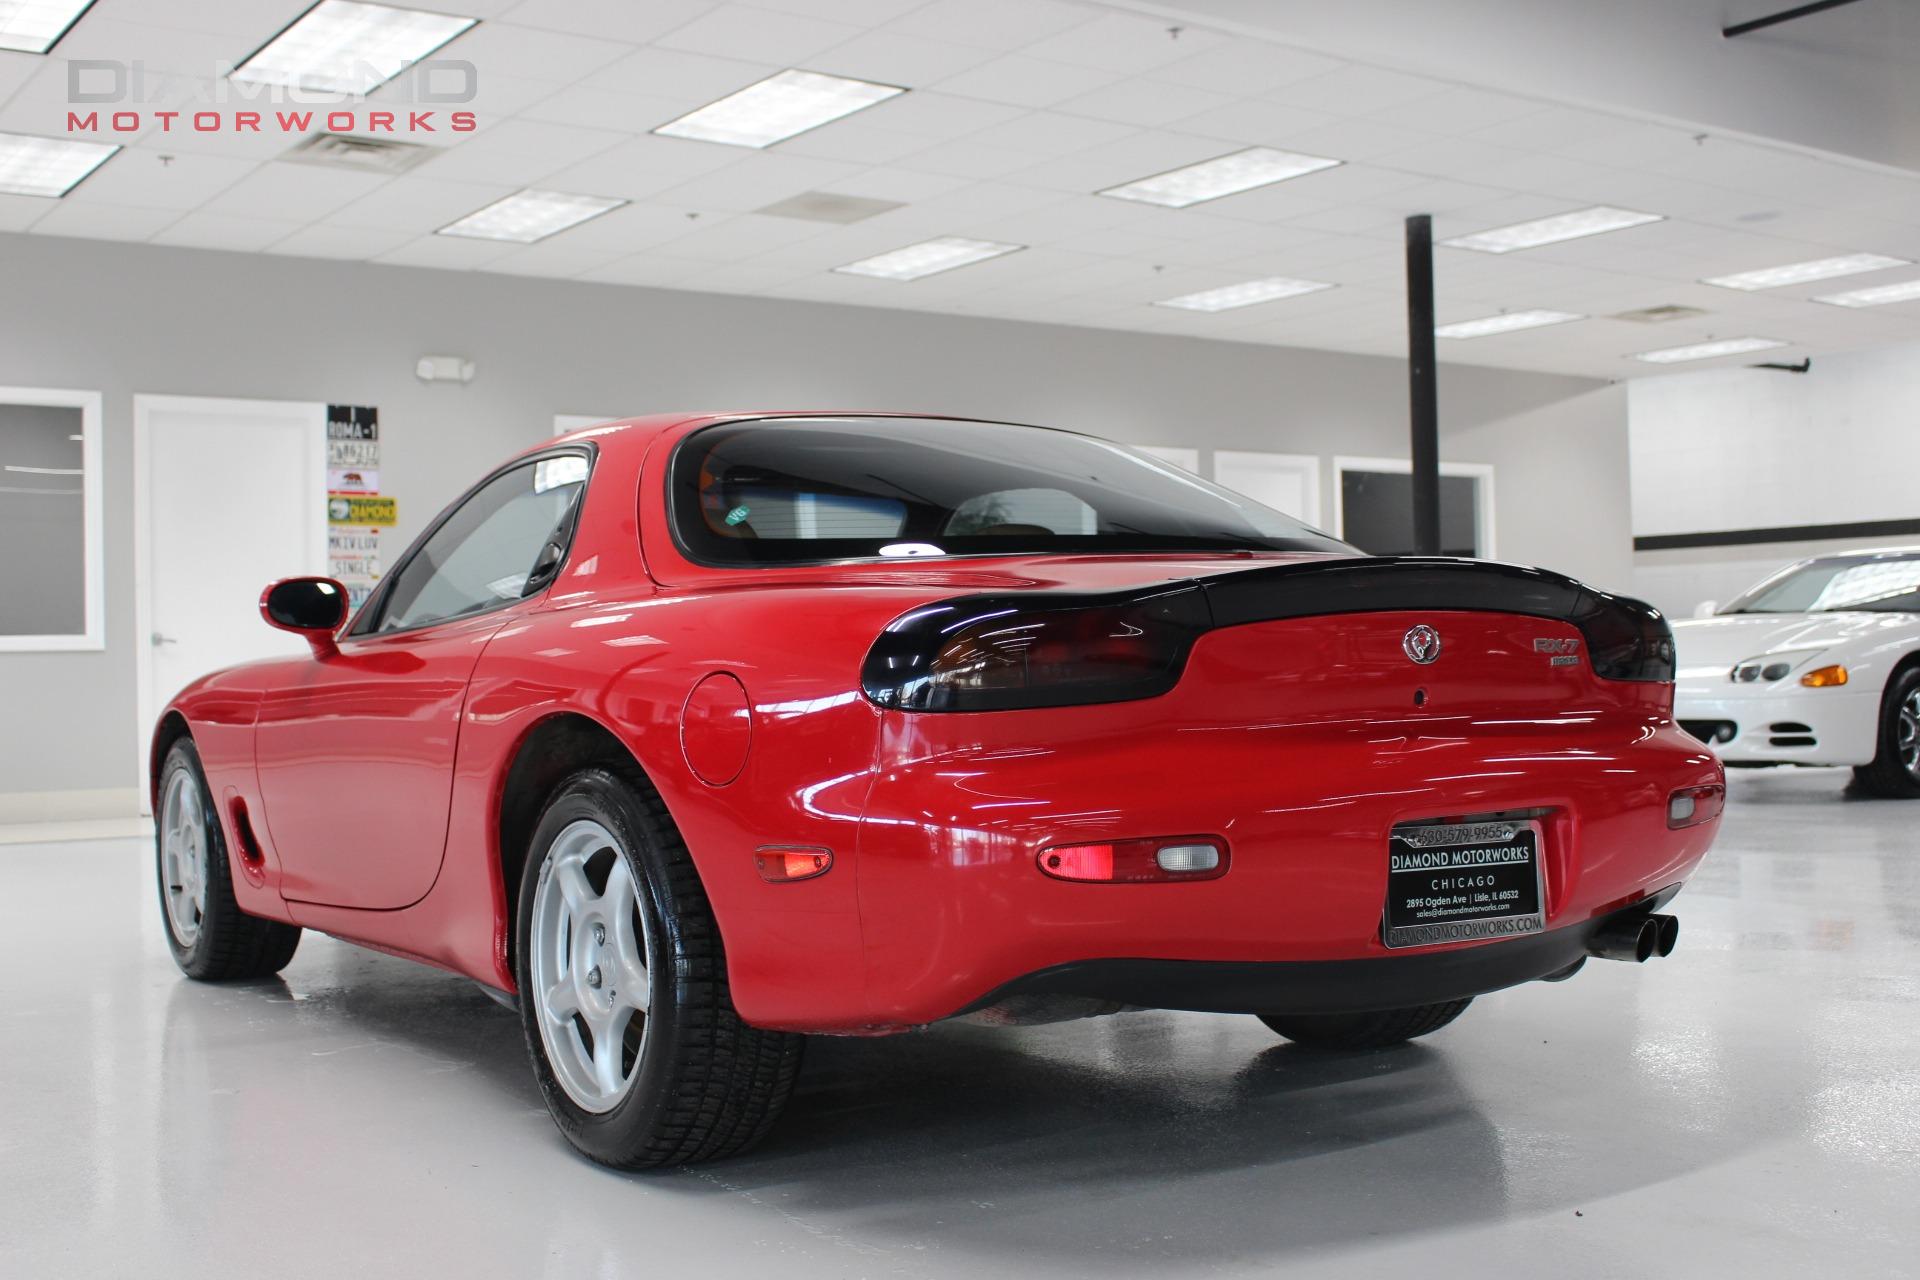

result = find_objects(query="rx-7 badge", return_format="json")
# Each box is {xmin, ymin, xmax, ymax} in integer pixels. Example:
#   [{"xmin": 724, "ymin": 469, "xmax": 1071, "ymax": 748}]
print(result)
[{"xmin": 1534, "ymin": 637, "xmax": 1581, "ymax": 666}]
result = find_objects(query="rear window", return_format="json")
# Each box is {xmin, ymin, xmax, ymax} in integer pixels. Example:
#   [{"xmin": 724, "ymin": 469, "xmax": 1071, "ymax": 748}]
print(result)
[{"xmin": 670, "ymin": 417, "xmax": 1351, "ymax": 565}]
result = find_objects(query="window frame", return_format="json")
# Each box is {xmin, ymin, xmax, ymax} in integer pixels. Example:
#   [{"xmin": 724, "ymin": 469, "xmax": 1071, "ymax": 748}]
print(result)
[
  {"xmin": 347, "ymin": 443, "xmax": 596, "ymax": 640},
  {"xmin": 0, "ymin": 386, "xmax": 104, "ymax": 652}
]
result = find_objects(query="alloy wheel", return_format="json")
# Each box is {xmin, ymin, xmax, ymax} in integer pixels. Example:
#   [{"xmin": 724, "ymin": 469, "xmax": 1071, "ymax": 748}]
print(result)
[
  {"xmin": 159, "ymin": 768, "xmax": 208, "ymax": 947},
  {"xmin": 529, "ymin": 819, "xmax": 653, "ymax": 1113},
  {"xmin": 1901, "ymin": 687, "xmax": 1920, "ymax": 779}
]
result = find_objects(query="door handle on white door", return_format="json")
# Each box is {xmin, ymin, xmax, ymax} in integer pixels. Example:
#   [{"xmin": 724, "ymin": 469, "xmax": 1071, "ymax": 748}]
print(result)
[{"xmin": 151, "ymin": 632, "xmax": 179, "ymax": 646}]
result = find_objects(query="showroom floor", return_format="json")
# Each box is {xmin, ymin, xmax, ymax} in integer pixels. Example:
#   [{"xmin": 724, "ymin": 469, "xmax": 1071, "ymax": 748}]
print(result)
[{"xmin": 2, "ymin": 769, "xmax": 1915, "ymax": 1280}]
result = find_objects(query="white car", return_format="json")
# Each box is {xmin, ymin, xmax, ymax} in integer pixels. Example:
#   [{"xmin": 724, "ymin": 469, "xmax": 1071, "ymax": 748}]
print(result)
[{"xmin": 1672, "ymin": 547, "xmax": 1920, "ymax": 797}]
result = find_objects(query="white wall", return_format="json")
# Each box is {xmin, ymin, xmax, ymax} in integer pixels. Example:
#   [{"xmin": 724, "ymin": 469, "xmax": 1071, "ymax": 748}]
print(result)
[
  {"xmin": 1627, "ymin": 341, "xmax": 1920, "ymax": 617},
  {"xmin": 0, "ymin": 231, "xmax": 1632, "ymax": 806}
]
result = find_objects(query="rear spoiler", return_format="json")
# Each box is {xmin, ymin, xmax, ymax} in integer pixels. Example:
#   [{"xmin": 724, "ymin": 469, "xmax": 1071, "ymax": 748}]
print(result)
[{"xmin": 863, "ymin": 557, "xmax": 1676, "ymax": 712}]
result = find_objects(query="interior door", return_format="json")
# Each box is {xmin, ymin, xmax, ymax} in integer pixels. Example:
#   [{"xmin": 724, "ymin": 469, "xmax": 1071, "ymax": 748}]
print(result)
[
  {"xmin": 138, "ymin": 396, "xmax": 328, "ymax": 803},
  {"xmin": 253, "ymin": 452, "xmax": 590, "ymax": 910}
]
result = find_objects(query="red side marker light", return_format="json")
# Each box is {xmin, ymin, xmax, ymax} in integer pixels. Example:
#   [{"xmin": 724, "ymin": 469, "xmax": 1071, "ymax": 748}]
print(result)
[
  {"xmin": 1667, "ymin": 784, "xmax": 1725, "ymax": 829},
  {"xmin": 1038, "ymin": 836, "xmax": 1227, "ymax": 883},
  {"xmin": 754, "ymin": 845, "xmax": 832, "ymax": 882}
]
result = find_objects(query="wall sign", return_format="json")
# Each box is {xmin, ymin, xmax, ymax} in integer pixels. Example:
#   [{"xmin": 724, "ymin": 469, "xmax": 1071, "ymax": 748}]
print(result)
[
  {"xmin": 329, "ymin": 495, "xmax": 398, "ymax": 526},
  {"xmin": 327, "ymin": 405, "xmax": 379, "ymax": 441},
  {"xmin": 327, "ymin": 467, "xmax": 380, "ymax": 493}
]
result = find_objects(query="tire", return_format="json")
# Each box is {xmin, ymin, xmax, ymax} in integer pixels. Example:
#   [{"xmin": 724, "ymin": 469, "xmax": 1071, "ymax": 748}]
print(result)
[
  {"xmin": 1851, "ymin": 667, "xmax": 1920, "ymax": 799},
  {"xmin": 514, "ymin": 765, "xmax": 804, "ymax": 1169},
  {"xmin": 155, "ymin": 738, "xmax": 302, "ymax": 981},
  {"xmin": 1258, "ymin": 999, "xmax": 1472, "ymax": 1050}
]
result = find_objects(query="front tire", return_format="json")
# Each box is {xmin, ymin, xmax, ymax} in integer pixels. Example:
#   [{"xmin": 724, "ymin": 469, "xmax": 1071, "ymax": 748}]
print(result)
[
  {"xmin": 1852, "ymin": 668, "xmax": 1920, "ymax": 799},
  {"xmin": 1259, "ymin": 999, "xmax": 1472, "ymax": 1050},
  {"xmin": 155, "ymin": 738, "xmax": 302, "ymax": 981},
  {"xmin": 514, "ymin": 765, "xmax": 804, "ymax": 1168}
]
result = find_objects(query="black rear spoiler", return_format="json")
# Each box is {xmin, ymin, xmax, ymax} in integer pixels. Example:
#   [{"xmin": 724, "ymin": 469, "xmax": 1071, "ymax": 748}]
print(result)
[{"xmin": 863, "ymin": 557, "xmax": 1676, "ymax": 711}]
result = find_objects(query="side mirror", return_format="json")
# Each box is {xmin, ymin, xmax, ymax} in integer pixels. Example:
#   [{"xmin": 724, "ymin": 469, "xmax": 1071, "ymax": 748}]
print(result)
[
  {"xmin": 1692, "ymin": 600, "xmax": 1720, "ymax": 619},
  {"xmin": 260, "ymin": 577, "xmax": 348, "ymax": 656}
]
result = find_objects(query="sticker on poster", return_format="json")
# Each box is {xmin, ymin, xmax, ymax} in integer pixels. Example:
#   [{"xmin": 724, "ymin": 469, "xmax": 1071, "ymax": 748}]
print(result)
[
  {"xmin": 328, "ymin": 439, "xmax": 379, "ymax": 467},
  {"xmin": 327, "ymin": 405, "xmax": 378, "ymax": 441},
  {"xmin": 328, "ymin": 495, "xmax": 398, "ymax": 526},
  {"xmin": 328, "ymin": 467, "xmax": 380, "ymax": 493}
]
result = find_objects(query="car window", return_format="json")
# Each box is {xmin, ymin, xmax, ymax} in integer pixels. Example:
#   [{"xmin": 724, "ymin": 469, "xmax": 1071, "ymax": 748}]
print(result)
[
  {"xmin": 1727, "ymin": 554, "xmax": 1920, "ymax": 614},
  {"xmin": 371, "ymin": 455, "xmax": 587, "ymax": 634},
  {"xmin": 673, "ymin": 418, "xmax": 1352, "ymax": 565}
]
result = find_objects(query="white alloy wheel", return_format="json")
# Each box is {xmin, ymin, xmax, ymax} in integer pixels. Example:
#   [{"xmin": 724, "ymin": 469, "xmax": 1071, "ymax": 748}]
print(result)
[
  {"xmin": 529, "ymin": 819, "xmax": 653, "ymax": 1113},
  {"xmin": 159, "ymin": 767, "xmax": 209, "ymax": 947}
]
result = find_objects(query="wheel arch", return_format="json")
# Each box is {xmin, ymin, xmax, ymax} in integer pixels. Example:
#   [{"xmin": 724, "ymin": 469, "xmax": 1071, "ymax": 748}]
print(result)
[
  {"xmin": 494, "ymin": 711, "xmax": 676, "ymax": 970},
  {"xmin": 149, "ymin": 710, "xmax": 193, "ymax": 810}
]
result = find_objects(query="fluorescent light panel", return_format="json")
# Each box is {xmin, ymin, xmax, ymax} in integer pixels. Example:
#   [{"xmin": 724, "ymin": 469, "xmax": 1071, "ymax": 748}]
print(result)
[
  {"xmin": 1633, "ymin": 337, "xmax": 1786, "ymax": 364},
  {"xmin": 1155, "ymin": 277, "xmax": 1334, "ymax": 312},
  {"xmin": 1813, "ymin": 278, "xmax": 1920, "ymax": 308},
  {"xmin": 1435, "ymin": 310, "xmax": 1583, "ymax": 339},
  {"xmin": 655, "ymin": 69, "xmax": 904, "ymax": 149},
  {"xmin": 834, "ymin": 237, "xmax": 1023, "ymax": 281},
  {"xmin": 1703, "ymin": 253, "xmax": 1908, "ymax": 291},
  {"xmin": 0, "ymin": 131, "xmax": 118, "ymax": 197},
  {"xmin": 0, "ymin": 0, "xmax": 95, "ymax": 53},
  {"xmin": 1443, "ymin": 206, "xmax": 1663, "ymax": 254},
  {"xmin": 1100, "ymin": 147, "xmax": 1341, "ymax": 208},
  {"xmin": 232, "ymin": 0, "xmax": 477, "ymax": 97},
  {"xmin": 438, "ymin": 190, "xmax": 625, "ymax": 243}
]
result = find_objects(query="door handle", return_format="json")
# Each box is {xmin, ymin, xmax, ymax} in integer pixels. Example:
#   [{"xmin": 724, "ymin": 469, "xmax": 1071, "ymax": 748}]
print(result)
[{"xmin": 151, "ymin": 632, "xmax": 179, "ymax": 646}]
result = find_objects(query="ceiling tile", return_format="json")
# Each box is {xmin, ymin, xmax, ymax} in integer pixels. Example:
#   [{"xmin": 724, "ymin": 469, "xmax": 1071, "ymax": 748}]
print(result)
[
  {"xmin": 200, "ymin": 162, "xmax": 391, "ymax": 221},
  {"xmin": 0, "ymin": 192, "xmax": 53, "ymax": 230},
  {"xmin": 26, "ymin": 199, "xmax": 176, "ymax": 241},
  {"xmin": 1052, "ymin": 77, "xmax": 1232, "ymax": 128},
  {"xmin": 808, "ymin": 30, "xmax": 997, "ymax": 87},
  {"xmin": 1023, "ymin": 13, "xmax": 1225, "ymax": 74},
  {"xmin": 884, "ymin": 0, "xmax": 1096, "ymax": 52},
  {"xmin": 267, "ymin": 223, "xmax": 415, "ymax": 260},
  {"xmin": 963, "ymin": 111, "xmax": 1137, "ymax": 158},
  {"xmin": 321, "ymin": 176, "xmax": 519, "ymax": 233},
  {"xmin": 373, "ymin": 233, "xmax": 522, "ymax": 269},
  {"xmin": 62, "ymin": 149, "xmax": 255, "ymax": 210},
  {"xmin": 535, "ymin": 135, "xmax": 744, "ymax": 201},
  {"xmin": 1150, "ymin": 42, "xmax": 1344, "ymax": 95},
  {"xmin": 433, "ymin": 22, "xmax": 634, "ymax": 85},
  {"xmin": 578, "ymin": 46, "xmax": 777, "ymax": 105},
  {"xmin": 413, "ymin": 119, "xmax": 628, "ymax": 184},
  {"xmin": 930, "ymin": 54, "xmax": 1120, "ymax": 108},
  {"xmin": 497, "ymin": 0, "xmax": 715, "ymax": 44},
  {"xmin": 654, "ymin": 4, "xmax": 865, "ymax": 64},
  {"xmin": 152, "ymin": 212, "xmax": 302, "ymax": 251},
  {"xmin": 650, "ymin": 151, "xmax": 861, "ymax": 211}
]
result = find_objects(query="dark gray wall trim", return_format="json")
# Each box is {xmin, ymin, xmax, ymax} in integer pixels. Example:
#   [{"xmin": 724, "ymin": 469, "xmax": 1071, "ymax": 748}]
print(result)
[{"xmin": 1636, "ymin": 518, "xmax": 1920, "ymax": 552}]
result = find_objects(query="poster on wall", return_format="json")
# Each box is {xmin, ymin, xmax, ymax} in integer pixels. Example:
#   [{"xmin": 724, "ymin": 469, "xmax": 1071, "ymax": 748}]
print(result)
[{"xmin": 326, "ymin": 405, "xmax": 384, "ymax": 611}]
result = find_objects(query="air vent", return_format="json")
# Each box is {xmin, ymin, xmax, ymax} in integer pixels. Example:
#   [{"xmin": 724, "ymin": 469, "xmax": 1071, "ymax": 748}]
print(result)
[
  {"xmin": 757, "ymin": 191, "xmax": 905, "ymax": 224},
  {"xmin": 283, "ymin": 132, "xmax": 435, "ymax": 175},
  {"xmin": 1611, "ymin": 304, "xmax": 1709, "ymax": 324}
]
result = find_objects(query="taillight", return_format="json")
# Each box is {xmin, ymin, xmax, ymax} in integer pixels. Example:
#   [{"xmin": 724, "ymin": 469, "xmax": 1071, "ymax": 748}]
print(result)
[
  {"xmin": 861, "ymin": 585, "xmax": 1208, "ymax": 712},
  {"xmin": 1573, "ymin": 590, "xmax": 1675, "ymax": 682},
  {"xmin": 1667, "ymin": 784, "xmax": 1724, "ymax": 829},
  {"xmin": 1038, "ymin": 836, "xmax": 1228, "ymax": 883}
]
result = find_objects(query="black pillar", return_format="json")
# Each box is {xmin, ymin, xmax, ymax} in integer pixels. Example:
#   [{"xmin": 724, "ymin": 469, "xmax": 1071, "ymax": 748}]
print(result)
[{"xmin": 1405, "ymin": 213, "xmax": 1441, "ymax": 556}]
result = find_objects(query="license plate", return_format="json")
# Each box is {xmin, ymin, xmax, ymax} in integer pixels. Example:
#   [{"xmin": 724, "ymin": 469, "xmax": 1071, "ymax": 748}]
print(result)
[{"xmin": 1383, "ymin": 820, "xmax": 1545, "ymax": 949}]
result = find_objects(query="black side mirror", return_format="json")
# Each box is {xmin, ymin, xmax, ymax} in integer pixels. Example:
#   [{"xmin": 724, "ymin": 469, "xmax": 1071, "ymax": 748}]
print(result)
[{"xmin": 260, "ymin": 577, "xmax": 348, "ymax": 655}]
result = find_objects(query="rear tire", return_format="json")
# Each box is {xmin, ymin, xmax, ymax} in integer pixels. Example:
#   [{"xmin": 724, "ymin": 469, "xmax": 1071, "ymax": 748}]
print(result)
[
  {"xmin": 1851, "ymin": 667, "xmax": 1920, "ymax": 799},
  {"xmin": 155, "ymin": 738, "xmax": 302, "ymax": 981},
  {"xmin": 514, "ymin": 765, "xmax": 804, "ymax": 1169},
  {"xmin": 1259, "ymin": 999, "xmax": 1472, "ymax": 1050}
]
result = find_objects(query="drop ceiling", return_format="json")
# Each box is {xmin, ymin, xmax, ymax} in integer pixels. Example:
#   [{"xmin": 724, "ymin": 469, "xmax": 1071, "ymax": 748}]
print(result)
[{"xmin": 2, "ymin": 0, "xmax": 1919, "ymax": 378}]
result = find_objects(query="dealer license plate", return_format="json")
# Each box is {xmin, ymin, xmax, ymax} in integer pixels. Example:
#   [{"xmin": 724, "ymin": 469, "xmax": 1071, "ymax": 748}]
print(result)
[{"xmin": 1383, "ymin": 820, "xmax": 1545, "ymax": 949}]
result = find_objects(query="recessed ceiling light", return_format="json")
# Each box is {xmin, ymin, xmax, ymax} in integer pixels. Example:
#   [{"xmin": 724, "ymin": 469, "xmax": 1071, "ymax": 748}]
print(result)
[
  {"xmin": 1099, "ymin": 147, "xmax": 1342, "ymax": 209},
  {"xmin": 0, "ymin": 0, "xmax": 95, "ymax": 53},
  {"xmin": 1632, "ymin": 337, "xmax": 1786, "ymax": 364},
  {"xmin": 438, "ymin": 190, "xmax": 626, "ymax": 243},
  {"xmin": 1702, "ymin": 253, "xmax": 1908, "ymax": 291},
  {"xmin": 0, "ymin": 131, "xmax": 118, "ymax": 197},
  {"xmin": 655, "ymin": 69, "xmax": 905, "ymax": 149},
  {"xmin": 231, "ymin": 0, "xmax": 477, "ymax": 97},
  {"xmin": 1442, "ymin": 206, "xmax": 1664, "ymax": 254},
  {"xmin": 833, "ymin": 237, "xmax": 1024, "ymax": 281},
  {"xmin": 1812, "ymin": 278, "xmax": 1920, "ymax": 308},
  {"xmin": 1154, "ymin": 277, "xmax": 1335, "ymax": 312},
  {"xmin": 1434, "ymin": 310, "xmax": 1584, "ymax": 339}
]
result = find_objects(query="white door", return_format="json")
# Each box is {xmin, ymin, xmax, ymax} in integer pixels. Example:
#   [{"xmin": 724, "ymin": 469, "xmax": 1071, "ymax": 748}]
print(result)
[
  {"xmin": 1213, "ymin": 450, "xmax": 1323, "ymax": 529},
  {"xmin": 135, "ymin": 396, "xmax": 328, "ymax": 804}
]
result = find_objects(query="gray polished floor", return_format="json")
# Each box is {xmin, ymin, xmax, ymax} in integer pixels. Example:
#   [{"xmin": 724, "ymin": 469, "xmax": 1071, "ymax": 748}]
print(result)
[{"xmin": 3, "ymin": 768, "xmax": 1916, "ymax": 1278}]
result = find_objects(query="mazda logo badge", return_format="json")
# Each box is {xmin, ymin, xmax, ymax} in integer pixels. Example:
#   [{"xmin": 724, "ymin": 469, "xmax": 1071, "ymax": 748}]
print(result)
[{"xmin": 1403, "ymin": 625, "xmax": 1442, "ymax": 665}]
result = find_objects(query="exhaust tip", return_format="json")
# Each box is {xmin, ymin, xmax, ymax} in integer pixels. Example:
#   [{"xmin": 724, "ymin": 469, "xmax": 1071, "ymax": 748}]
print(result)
[
  {"xmin": 1631, "ymin": 918, "xmax": 1657, "ymax": 963},
  {"xmin": 1649, "ymin": 913, "xmax": 1679, "ymax": 958}
]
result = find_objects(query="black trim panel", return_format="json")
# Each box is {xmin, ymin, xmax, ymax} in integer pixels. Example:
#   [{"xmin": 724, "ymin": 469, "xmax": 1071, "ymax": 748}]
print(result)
[
  {"xmin": 958, "ymin": 894, "xmax": 1680, "ymax": 1018},
  {"xmin": 1635, "ymin": 518, "xmax": 1920, "ymax": 552}
]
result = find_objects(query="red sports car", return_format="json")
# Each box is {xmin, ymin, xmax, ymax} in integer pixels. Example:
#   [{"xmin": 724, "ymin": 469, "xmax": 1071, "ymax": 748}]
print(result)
[{"xmin": 152, "ymin": 412, "xmax": 1723, "ymax": 1167}]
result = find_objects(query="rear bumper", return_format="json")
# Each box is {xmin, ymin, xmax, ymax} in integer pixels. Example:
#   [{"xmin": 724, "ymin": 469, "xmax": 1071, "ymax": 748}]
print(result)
[{"xmin": 962, "ymin": 890, "xmax": 1679, "ymax": 1021}]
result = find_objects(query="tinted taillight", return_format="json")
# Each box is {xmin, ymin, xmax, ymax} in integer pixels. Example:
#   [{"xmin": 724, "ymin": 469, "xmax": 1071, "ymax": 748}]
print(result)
[
  {"xmin": 862, "ymin": 586, "xmax": 1208, "ymax": 712},
  {"xmin": 1573, "ymin": 591, "xmax": 1675, "ymax": 682},
  {"xmin": 1667, "ymin": 784, "xmax": 1724, "ymax": 829}
]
